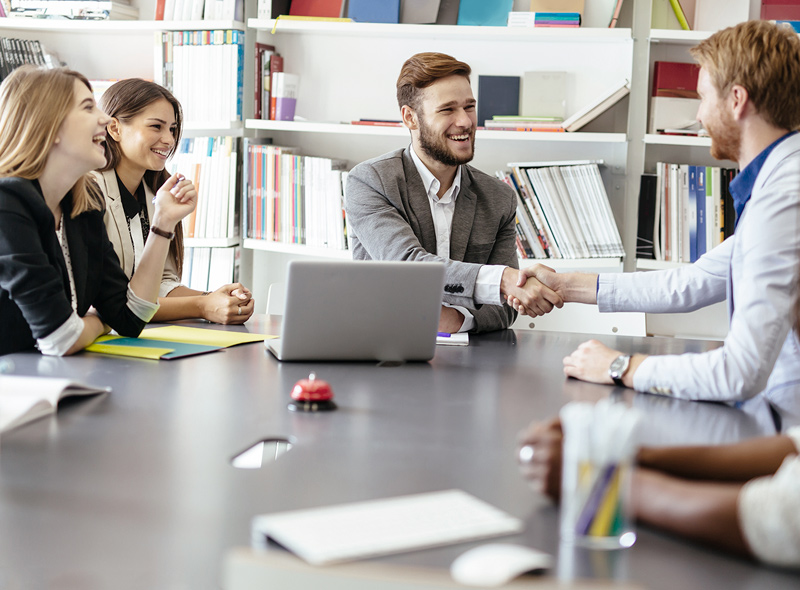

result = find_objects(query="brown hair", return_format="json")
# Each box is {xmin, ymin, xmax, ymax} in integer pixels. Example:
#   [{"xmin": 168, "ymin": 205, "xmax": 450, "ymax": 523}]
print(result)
[
  {"xmin": 99, "ymin": 78, "xmax": 184, "ymax": 275},
  {"xmin": 0, "ymin": 65, "xmax": 103, "ymax": 217},
  {"xmin": 396, "ymin": 52, "xmax": 471, "ymax": 111},
  {"xmin": 690, "ymin": 20, "xmax": 800, "ymax": 131}
]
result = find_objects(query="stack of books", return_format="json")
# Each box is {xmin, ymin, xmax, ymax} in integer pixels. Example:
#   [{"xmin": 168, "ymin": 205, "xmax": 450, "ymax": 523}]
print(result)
[
  {"xmin": 243, "ymin": 140, "xmax": 348, "ymax": 251},
  {"xmin": 498, "ymin": 161, "xmax": 624, "ymax": 260},
  {"xmin": 155, "ymin": 0, "xmax": 243, "ymax": 21},
  {"xmin": 9, "ymin": 0, "xmax": 138, "ymax": 20},
  {"xmin": 637, "ymin": 164, "xmax": 738, "ymax": 263},
  {"xmin": 483, "ymin": 116, "xmax": 564, "ymax": 132},
  {"xmin": 167, "ymin": 136, "xmax": 240, "ymax": 241},
  {"xmin": 0, "ymin": 37, "xmax": 48, "ymax": 81},
  {"xmin": 508, "ymin": 12, "xmax": 581, "ymax": 27},
  {"xmin": 156, "ymin": 30, "xmax": 244, "ymax": 126},
  {"xmin": 182, "ymin": 246, "xmax": 240, "ymax": 292}
]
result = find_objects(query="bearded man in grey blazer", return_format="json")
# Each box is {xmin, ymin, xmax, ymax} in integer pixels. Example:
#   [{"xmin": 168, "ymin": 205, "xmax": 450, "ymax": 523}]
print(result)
[{"xmin": 345, "ymin": 52, "xmax": 562, "ymax": 334}]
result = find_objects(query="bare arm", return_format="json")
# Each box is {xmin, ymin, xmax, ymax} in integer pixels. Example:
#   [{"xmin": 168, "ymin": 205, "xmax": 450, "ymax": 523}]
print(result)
[
  {"xmin": 152, "ymin": 284, "xmax": 254, "ymax": 324},
  {"xmin": 633, "ymin": 469, "xmax": 752, "ymax": 557}
]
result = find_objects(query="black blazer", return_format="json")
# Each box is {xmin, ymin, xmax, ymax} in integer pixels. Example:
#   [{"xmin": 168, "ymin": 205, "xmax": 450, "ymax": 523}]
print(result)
[{"xmin": 0, "ymin": 177, "xmax": 146, "ymax": 356}]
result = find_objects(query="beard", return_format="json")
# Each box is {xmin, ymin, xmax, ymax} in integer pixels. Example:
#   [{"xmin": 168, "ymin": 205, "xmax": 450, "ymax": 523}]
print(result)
[
  {"xmin": 417, "ymin": 114, "xmax": 475, "ymax": 167},
  {"xmin": 707, "ymin": 106, "xmax": 741, "ymax": 162}
]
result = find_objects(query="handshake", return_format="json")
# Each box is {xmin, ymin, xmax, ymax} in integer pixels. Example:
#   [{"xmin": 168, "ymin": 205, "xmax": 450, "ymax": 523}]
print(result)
[{"xmin": 501, "ymin": 265, "xmax": 596, "ymax": 317}]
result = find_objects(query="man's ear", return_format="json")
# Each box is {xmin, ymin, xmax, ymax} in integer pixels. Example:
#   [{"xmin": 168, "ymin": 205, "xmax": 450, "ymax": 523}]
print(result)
[
  {"xmin": 729, "ymin": 84, "xmax": 750, "ymax": 121},
  {"xmin": 401, "ymin": 105, "xmax": 418, "ymax": 131},
  {"xmin": 106, "ymin": 118, "xmax": 122, "ymax": 142}
]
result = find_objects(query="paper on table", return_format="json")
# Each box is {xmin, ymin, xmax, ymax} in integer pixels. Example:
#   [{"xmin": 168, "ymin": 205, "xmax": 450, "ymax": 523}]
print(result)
[
  {"xmin": 436, "ymin": 333, "xmax": 469, "ymax": 346},
  {"xmin": 140, "ymin": 326, "xmax": 276, "ymax": 348},
  {"xmin": 87, "ymin": 335, "xmax": 223, "ymax": 360}
]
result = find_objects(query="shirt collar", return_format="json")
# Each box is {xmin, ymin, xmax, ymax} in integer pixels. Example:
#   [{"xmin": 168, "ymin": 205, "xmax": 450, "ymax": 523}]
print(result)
[
  {"xmin": 729, "ymin": 131, "xmax": 796, "ymax": 228},
  {"xmin": 409, "ymin": 144, "xmax": 461, "ymax": 204}
]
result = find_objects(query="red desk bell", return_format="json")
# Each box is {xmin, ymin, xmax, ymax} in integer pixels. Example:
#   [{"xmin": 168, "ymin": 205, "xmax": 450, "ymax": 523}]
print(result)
[{"xmin": 288, "ymin": 373, "xmax": 337, "ymax": 412}]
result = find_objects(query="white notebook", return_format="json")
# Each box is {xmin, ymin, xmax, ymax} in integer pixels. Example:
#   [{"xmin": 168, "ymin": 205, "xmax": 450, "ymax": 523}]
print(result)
[{"xmin": 251, "ymin": 489, "xmax": 524, "ymax": 566}]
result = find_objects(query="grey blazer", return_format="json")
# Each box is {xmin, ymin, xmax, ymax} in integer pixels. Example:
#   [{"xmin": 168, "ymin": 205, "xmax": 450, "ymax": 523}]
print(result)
[{"xmin": 345, "ymin": 147, "xmax": 518, "ymax": 332}]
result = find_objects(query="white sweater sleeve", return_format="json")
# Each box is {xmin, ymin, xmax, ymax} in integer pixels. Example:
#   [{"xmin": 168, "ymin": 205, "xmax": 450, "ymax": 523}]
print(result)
[{"xmin": 737, "ymin": 427, "xmax": 800, "ymax": 568}]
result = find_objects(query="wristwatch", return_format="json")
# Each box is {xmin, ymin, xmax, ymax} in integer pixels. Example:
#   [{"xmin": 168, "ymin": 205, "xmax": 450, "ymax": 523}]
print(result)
[{"xmin": 608, "ymin": 354, "xmax": 631, "ymax": 387}]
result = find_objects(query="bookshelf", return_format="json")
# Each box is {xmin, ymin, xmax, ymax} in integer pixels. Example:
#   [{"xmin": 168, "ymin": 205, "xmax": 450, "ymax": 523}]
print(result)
[{"xmin": 243, "ymin": 7, "xmax": 637, "ymax": 318}]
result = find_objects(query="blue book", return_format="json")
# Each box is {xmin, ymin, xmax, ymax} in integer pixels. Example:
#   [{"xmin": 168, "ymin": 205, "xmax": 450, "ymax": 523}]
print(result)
[
  {"xmin": 688, "ymin": 165, "xmax": 698, "ymax": 262},
  {"xmin": 696, "ymin": 166, "xmax": 707, "ymax": 258},
  {"xmin": 457, "ymin": 0, "xmax": 513, "ymax": 26},
  {"xmin": 347, "ymin": 0, "xmax": 400, "ymax": 23}
]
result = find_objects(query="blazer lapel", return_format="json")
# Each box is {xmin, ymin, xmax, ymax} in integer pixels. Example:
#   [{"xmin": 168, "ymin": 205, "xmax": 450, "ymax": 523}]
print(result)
[
  {"xmin": 450, "ymin": 171, "xmax": 476, "ymax": 261},
  {"xmin": 402, "ymin": 148, "xmax": 438, "ymax": 254}
]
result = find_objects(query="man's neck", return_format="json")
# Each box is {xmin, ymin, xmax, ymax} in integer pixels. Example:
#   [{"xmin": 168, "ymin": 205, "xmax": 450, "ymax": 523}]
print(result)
[
  {"xmin": 412, "ymin": 141, "xmax": 457, "ymax": 197},
  {"xmin": 738, "ymin": 119, "xmax": 791, "ymax": 170}
]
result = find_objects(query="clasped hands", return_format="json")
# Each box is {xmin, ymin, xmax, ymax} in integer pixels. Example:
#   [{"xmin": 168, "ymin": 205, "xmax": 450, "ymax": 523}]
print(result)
[{"xmin": 501, "ymin": 264, "xmax": 563, "ymax": 317}]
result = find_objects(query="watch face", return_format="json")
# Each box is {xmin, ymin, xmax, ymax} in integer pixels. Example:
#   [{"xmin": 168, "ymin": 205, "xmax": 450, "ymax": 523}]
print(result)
[{"xmin": 609, "ymin": 355, "xmax": 630, "ymax": 378}]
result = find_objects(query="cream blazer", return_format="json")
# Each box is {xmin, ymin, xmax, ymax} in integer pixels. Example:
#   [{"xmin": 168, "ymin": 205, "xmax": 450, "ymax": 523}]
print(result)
[{"xmin": 93, "ymin": 169, "xmax": 182, "ymax": 298}]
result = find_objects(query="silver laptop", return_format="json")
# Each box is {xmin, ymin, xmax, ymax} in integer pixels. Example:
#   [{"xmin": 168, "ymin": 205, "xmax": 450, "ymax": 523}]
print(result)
[{"xmin": 266, "ymin": 260, "xmax": 445, "ymax": 362}]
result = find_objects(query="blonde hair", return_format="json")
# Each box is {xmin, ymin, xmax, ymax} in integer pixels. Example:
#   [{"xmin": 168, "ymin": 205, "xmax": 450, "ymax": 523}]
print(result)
[
  {"xmin": 0, "ymin": 65, "xmax": 103, "ymax": 217},
  {"xmin": 690, "ymin": 20, "xmax": 800, "ymax": 131},
  {"xmin": 396, "ymin": 52, "xmax": 471, "ymax": 111}
]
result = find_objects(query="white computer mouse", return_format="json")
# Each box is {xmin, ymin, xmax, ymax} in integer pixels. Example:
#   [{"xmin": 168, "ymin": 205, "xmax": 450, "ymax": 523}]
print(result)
[{"xmin": 450, "ymin": 543, "xmax": 553, "ymax": 587}]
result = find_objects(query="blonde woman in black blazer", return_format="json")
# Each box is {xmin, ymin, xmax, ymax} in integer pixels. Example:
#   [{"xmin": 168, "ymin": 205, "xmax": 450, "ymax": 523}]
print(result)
[{"xmin": 0, "ymin": 66, "xmax": 196, "ymax": 356}]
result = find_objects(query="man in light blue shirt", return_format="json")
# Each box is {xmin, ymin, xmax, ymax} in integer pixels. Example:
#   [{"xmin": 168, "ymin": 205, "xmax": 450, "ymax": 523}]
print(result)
[{"xmin": 512, "ymin": 21, "xmax": 800, "ymax": 415}]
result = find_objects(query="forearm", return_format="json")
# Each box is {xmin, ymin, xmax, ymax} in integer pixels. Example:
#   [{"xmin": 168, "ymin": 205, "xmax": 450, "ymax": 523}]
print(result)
[
  {"xmin": 151, "ymin": 295, "xmax": 204, "ymax": 322},
  {"xmin": 129, "ymin": 227, "xmax": 173, "ymax": 303},
  {"xmin": 633, "ymin": 469, "xmax": 751, "ymax": 557},
  {"xmin": 65, "ymin": 315, "xmax": 106, "ymax": 355},
  {"xmin": 557, "ymin": 272, "xmax": 598, "ymax": 304},
  {"xmin": 638, "ymin": 435, "xmax": 796, "ymax": 481}
]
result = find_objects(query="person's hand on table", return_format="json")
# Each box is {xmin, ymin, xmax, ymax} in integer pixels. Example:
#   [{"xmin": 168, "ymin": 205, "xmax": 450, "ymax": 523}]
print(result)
[
  {"xmin": 200, "ymin": 283, "xmax": 255, "ymax": 324},
  {"xmin": 517, "ymin": 417, "xmax": 563, "ymax": 502},
  {"xmin": 563, "ymin": 339, "xmax": 647, "ymax": 387},
  {"xmin": 501, "ymin": 265, "xmax": 563, "ymax": 317}
]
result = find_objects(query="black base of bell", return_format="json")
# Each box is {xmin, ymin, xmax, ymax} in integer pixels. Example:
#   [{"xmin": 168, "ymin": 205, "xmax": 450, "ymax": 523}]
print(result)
[{"xmin": 287, "ymin": 399, "xmax": 338, "ymax": 412}]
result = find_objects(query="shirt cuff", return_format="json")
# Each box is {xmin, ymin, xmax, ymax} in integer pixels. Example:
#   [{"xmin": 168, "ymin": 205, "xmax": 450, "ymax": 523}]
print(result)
[
  {"xmin": 127, "ymin": 285, "xmax": 160, "ymax": 322},
  {"xmin": 443, "ymin": 303, "xmax": 475, "ymax": 332},
  {"xmin": 631, "ymin": 355, "xmax": 673, "ymax": 395},
  {"xmin": 37, "ymin": 312, "xmax": 84, "ymax": 356},
  {"xmin": 475, "ymin": 265, "xmax": 505, "ymax": 306}
]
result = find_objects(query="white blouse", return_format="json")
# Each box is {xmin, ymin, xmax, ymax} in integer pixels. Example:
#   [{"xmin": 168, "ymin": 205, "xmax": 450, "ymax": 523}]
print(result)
[{"xmin": 738, "ymin": 426, "xmax": 800, "ymax": 568}]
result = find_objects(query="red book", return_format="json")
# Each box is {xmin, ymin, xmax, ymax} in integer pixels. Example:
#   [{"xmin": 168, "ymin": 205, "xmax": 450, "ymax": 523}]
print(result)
[
  {"xmin": 154, "ymin": 0, "xmax": 165, "ymax": 20},
  {"xmin": 762, "ymin": 3, "xmax": 800, "ymax": 20},
  {"xmin": 289, "ymin": 0, "xmax": 344, "ymax": 17},
  {"xmin": 254, "ymin": 43, "xmax": 276, "ymax": 119},
  {"xmin": 652, "ymin": 61, "xmax": 700, "ymax": 98},
  {"xmin": 268, "ymin": 55, "xmax": 284, "ymax": 120},
  {"xmin": 351, "ymin": 120, "xmax": 403, "ymax": 127}
]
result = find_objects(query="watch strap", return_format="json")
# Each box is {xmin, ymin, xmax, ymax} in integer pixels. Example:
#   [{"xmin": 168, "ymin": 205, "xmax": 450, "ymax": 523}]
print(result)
[{"xmin": 150, "ymin": 226, "xmax": 175, "ymax": 240}]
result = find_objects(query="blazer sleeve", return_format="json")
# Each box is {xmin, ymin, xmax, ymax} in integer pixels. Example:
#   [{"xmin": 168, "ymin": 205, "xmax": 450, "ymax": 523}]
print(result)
[
  {"xmin": 467, "ymin": 184, "xmax": 518, "ymax": 332},
  {"xmin": 345, "ymin": 160, "xmax": 484, "ymax": 309},
  {"xmin": 0, "ymin": 193, "xmax": 74, "ymax": 340}
]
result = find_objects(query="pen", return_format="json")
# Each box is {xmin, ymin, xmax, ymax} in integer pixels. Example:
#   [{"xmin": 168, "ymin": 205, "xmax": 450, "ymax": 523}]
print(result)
[{"xmin": 437, "ymin": 332, "xmax": 451, "ymax": 337}]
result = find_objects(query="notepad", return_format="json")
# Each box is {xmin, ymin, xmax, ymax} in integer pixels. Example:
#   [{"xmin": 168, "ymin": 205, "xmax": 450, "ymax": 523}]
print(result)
[
  {"xmin": 251, "ymin": 489, "xmax": 523, "ymax": 566},
  {"xmin": 86, "ymin": 335, "xmax": 223, "ymax": 360},
  {"xmin": 436, "ymin": 333, "xmax": 469, "ymax": 346},
  {"xmin": 0, "ymin": 375, "xmax": 109, "ymax": 434},
  {"xmin": 140, "ymin": 326, "xmax": 275, "ymax": 348}
]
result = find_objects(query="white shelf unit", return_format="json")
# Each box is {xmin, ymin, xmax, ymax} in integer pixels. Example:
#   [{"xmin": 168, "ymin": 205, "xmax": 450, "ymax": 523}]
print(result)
[
  {"xmin": 0, "ymin": 18, "xmax": 244, "ymax": 33},
  {"xmin": 644, "ymin": 133, "xmax": 710, "ymax": 147},
  {"xmin": 185, "ymin": 237, "xmax": 240, "ymax": 248},
  {"xmin": 243, "ymin": 239, "xmax": 351, "ymax": 259},
  {"xmin": 244, "ymin": 13, "xmax": 636, "ymax": 314}
]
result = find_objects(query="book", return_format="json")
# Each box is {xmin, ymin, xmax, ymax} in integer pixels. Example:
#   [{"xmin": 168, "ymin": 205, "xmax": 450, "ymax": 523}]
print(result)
[
  {"xmin": 649, "ymin": 61, "xmax": 701, "ymax": 133},
  {"xmin": 521, "ymin": 71, "xmax": 566, "ymax": 119},
  {"xmin": 254, "ymin": 42, "xmax": 276, "ymax": 120},
  {"xmin": 347, "ymin": 0, "xmax": 400, "ymax": 23},
  {"xmin": 456, "ymin": 0, "xmax": 512, "ymax": 26},
  {"xmin": 257, "ymin": 0, "xmax": 290, "ymax": 19},
  {"xmin": 271, "ymin": 72, "xmax": 299, "ymax": 121},
  {"xmin": 762, "ymin": 1, "xmax": 800, "ymax": 21},
  {"xmin": 694, "ymin": 0, "xmax": 748, "ymax": 31},
  {"xmin": 435, "ymin": 0, "xmax": 459, "ymax": 24},
  {"xmin": 477, "ymin": 75, "xmax": 520, "ymax": 131},
  {"xmin": 652, "ymin": 61, "xmax": 700, "ymax": 98},
  {"xmin": 0, "ymin": 375, "xmax": 110, "ymax": 434},
  {"xmin": 268, "ymin": 53, "xmax": 284, "ymax": 120},
  {"xmin": 636, "ymin": 174, "xmax": 657, "ymax": 259},
  {"xmin": 668, "ymin": 0, "xmax": 691, "ymax": 30},
  {"xmin": 288, "ymin": 0, "xmax": 344, "ymax": 18},
  {"xmin": 608, "ymin": 0, "xmax": 624, "ymax": 27},
  {"xmin": 530, "ymin": 0, "xmax": 584, "ymax": 17},
  {"xmin": 561, "ymin": 79, "xmax": 629, "ymax": 132},
  {"xmin": 400, "ymin": 0, "xmax": 440, "ymax": 24}
]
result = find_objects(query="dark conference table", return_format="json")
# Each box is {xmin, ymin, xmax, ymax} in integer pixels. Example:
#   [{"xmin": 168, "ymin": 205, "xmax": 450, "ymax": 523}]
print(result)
[{"xmin": 0, "ymin": 316, "xmax": 798, "ymax": 589}]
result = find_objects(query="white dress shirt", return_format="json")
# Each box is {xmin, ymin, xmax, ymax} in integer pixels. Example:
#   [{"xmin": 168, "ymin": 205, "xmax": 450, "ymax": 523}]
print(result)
[{"xmin": 409, "ymin": 146, "xmax": 506, "ymax": 332}]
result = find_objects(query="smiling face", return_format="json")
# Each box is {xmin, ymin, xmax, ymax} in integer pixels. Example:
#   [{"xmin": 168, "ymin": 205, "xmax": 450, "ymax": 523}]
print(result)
[
  {"xmin": 696, "ymin": 67, "xmax": 741, "ymax": 162},
  {"xmin": 410, "ymin": 75, "xmax": 477, "ymax": 168},
  {"xmin": 109, "ymin": 97, "xmax": 177, "ymax": 179},
  {"xmin": 52, "ymin": 79, "xmax": 110, "ymax": 174}
]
